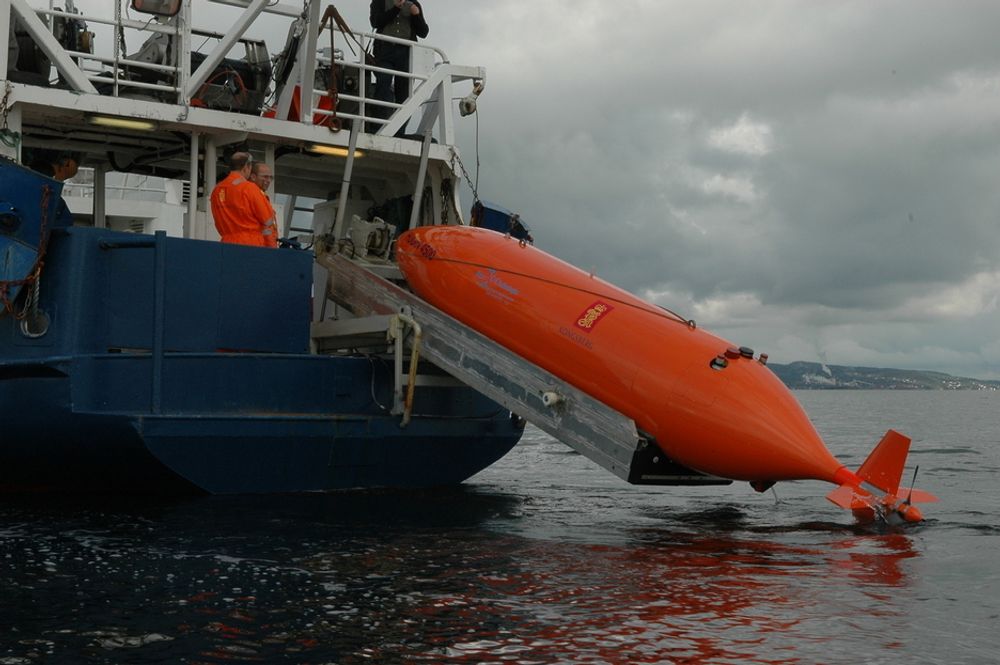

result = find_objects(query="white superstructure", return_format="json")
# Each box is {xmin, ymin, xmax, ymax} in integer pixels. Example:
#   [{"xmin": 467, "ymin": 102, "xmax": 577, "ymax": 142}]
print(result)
[{"xmin": 1, "ymin": 0, "xmax": 483, "ymax": 244}]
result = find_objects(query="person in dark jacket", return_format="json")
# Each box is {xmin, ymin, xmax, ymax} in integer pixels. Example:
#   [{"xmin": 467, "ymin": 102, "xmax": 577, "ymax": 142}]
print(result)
[
  {"xmin": 27, "ymin": 150, "xmax": 80, "ymax": 182},
  {"xmin": 369, "ymin": 0, "xmax": 428, "ymax": 130},
  {"xmin": 25, "ymin": 150, "xmax": 80, "ymax": 227}
]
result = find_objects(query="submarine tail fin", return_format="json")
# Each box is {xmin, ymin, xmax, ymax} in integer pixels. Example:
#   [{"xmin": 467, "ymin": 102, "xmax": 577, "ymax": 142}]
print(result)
[
  {"xmin": 857, "ymin": 429, "xmax": 910, "ymax": 495},
  {"xmin": 826, "ymin": 430, "xmax": 938, "ymax": 522},
  {"xmin": 826, "ymin": 483, "xmax": 869, "ymax": 511}
]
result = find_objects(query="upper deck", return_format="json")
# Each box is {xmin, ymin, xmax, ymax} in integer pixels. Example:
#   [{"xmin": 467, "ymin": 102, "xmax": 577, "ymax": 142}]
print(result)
[{"xmin": 1, "ymin": 0, "xmax": 484, "ymax": 239}]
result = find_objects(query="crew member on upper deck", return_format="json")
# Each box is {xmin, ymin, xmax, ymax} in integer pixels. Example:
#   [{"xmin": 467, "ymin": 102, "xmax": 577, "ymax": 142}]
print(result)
[
  {"xmin": 369, "ymin": 0, "xmax": 429, "ymax": 128},
  {"xmin": 210, "ymin": 152, "xmax": 277, "ymax": 247}
]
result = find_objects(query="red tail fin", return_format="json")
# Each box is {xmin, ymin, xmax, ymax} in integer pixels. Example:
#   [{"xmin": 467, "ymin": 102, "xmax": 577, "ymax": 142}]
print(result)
[
  {"xmin": 826, "ymin": 483, "xmax": 869, "ymax": 510},
  {"xmin": 826, "ymin": 429, "xmax": 938, "ymax": 523},
  {"xmin": 856, "ymin": 429, "xmax": 910, "ymax": 495}
]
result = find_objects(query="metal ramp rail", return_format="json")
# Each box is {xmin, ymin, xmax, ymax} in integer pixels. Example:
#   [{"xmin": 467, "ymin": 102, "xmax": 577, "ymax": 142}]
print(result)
[{"xmin": 314, "ymin": 250, "xmax": 731, "ymax": 487}]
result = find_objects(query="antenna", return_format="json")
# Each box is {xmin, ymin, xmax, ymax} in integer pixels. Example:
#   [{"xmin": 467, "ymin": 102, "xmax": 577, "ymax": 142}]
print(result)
[{"xmin": 905, "ymin": 465, "xmax": 919, "ymax": 504}]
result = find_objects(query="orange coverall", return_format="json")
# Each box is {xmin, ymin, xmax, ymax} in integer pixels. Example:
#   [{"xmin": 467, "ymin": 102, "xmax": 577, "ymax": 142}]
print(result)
[
  {"xmin": 260, "ymin": 191, "xmax": 278, "ymax": 248},
  {"xmin": 210, "ymin": 171, "xmax": 276, "ymax": 247}
]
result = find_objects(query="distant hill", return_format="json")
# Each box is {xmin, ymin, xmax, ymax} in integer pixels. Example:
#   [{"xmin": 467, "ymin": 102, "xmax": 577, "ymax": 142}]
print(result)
[{"xmin": 768, "ymin": 361, "xmax": 1000, "ymax": 390}]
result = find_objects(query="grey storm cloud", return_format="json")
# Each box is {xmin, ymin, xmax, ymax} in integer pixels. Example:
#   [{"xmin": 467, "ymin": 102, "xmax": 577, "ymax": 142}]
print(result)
[
  {"xmin": 69, "ymin": 0, "xmax": 1000, "ymax": 378},
  {"xmin": 433, "ymin": 1, "xmax": 1000, "ymax": 378}
]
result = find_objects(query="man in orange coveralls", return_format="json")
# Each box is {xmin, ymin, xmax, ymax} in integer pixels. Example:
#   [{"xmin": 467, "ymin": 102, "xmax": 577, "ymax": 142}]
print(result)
[
  {"xmin": 249, "ymin": 161, "xmax": 279, "ymax": 248},
  {"xmin": 210, "ymin": 152, "xmax": 277, "ymax": 246}
]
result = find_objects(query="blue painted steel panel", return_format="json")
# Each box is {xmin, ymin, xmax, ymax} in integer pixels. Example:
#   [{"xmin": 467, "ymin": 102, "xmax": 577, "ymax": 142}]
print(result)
[
  {"xmin": 100, "ymin": 231, "xmax": 312, "ymax": 353},
  {"xmin": 0, "ymin": 159, "xmax": 524, "ymax": 495},
  {"xmin": 0, "ymin": 363, "xmax": 522, "ymax": 493},
  {"xmin": 0, "ymin": 238, "xmax": 38, "ymax": 288},
  {"xmin": 0, "ymin": 369, "xmax": 198, "ymax": 493}
]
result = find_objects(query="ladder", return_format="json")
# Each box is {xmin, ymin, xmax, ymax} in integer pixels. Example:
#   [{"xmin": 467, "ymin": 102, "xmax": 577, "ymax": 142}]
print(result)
[{"xmin": 314, "ymin": 251, "xmax": 730, "ymax": 487}]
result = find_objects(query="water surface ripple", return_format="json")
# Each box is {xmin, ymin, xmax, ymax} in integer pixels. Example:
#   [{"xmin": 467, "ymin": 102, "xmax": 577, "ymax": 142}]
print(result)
[{"xmin": 1, "ymin": 391, "xmax": 997, "ymax": 664}]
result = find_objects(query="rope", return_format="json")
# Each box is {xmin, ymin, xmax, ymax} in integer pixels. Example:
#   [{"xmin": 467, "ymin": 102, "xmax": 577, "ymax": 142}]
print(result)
[
  {"xmin": 194, "ymin": 68, "xmax": 250, "ymax": 111},
  {"xmin": 448, "ymin": 93, "xmax": 483, "ymax": 210},
  {"xmin": 474, "ymin": 109, "xmax": 480, "ymax": 196}
]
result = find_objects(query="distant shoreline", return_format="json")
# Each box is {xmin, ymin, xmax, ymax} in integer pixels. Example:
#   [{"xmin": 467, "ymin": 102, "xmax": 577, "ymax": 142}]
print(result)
[{"xmin": 769, "ymin": 361, "xmax": 1000, "ymax": 390}]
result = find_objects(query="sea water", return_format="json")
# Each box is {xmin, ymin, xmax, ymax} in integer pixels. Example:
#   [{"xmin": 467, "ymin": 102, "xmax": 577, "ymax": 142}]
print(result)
[{"xmin": 0, "ymin": 391, "xmax": 997, "ymax": 664}]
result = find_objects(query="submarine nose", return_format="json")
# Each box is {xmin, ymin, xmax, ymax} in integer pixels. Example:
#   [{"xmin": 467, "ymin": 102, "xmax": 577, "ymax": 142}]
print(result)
[{"xmin": 659, "ymin": 344, "xmax": 844, "ymax": 483}]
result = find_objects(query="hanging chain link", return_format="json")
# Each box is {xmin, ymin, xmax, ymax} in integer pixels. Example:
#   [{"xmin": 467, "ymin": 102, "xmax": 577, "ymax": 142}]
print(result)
[
  {"xmin": 19, "ymin": 274, "xmax": 40, "ymax": 319},
  {"xmin": 440, "ymin": 177, "xmax": 456, "ymax": 225},
  {"xmin": 1, "ymin": 81, "xmax": 11, "ymax": 131},
  {"xmin": 450, "ymin": 149, "xmax": 479, "ymax": 206},
  {"xmin": 0, "ymin": 81, "xmax": 21, "ymax": 150}
]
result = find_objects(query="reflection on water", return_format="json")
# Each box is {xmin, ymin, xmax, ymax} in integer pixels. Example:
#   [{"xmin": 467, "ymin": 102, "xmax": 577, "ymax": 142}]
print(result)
[
  {"xmin": 346, "ymin": 513, "xmax": 920, "ymax": 664},
  {"xmin": 6, "ymin": 388, "xmax": 1000, "ymax": 664},
  {"xmin": 0, "ymin": 490, "xmax": 928, "ymax": 664}
]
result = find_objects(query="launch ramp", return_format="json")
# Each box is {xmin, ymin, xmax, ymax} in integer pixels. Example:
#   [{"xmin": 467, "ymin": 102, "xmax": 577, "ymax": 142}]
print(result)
[{"xmin": 316, "ymin": 251, "xmax": 730, "ymax": 487}]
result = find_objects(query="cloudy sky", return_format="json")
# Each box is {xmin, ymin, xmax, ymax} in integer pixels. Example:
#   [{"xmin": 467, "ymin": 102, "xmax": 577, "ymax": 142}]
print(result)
[
  {"xmin": 425, "ymin": 0, "xmax": 1000, "ymax": 380},
  {"xmin": 72, "ymin": 1, "xmax": 1000, "ymax": 379}
]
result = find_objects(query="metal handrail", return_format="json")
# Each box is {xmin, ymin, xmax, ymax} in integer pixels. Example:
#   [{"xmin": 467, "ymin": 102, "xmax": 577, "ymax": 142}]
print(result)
[
  {"xmin": 20, "ymin": 3, "xmax": 183, "ymax": 97},
  {"xmin": 300, "ymin": 27, "xmax": 474, "ymax": 138},
  {"xmin": 36, "ymin": 8, "xmax": 178, "ymax": 35},
  {"xmin": 10, "ymin": 1, "xmax": 477, "ymax": 142}
]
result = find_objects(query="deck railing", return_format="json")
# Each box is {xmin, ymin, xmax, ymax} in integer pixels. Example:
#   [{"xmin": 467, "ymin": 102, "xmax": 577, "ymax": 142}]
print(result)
[
  {"xmin": 3, "ymin": 0, "xmax": 483, "ymax": 145},
  {"xmin": 62, "ymin": 168, "xmax": 178, "ymax": 204}
]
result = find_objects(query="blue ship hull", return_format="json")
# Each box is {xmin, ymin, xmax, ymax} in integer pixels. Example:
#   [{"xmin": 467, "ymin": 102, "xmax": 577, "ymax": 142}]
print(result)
[
  {"xmin": 0, "ymin": 160, "xmax": 522, "ymax": 494},
  {"xmin": 0, "ymin": 354, "xmax": 523, "ymax": 493}
]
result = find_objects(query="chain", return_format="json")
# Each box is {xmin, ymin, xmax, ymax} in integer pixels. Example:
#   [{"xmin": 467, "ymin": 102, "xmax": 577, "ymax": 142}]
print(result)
[
  {"xmin": 440, "ymin": 178, "xmax": 454, "ymax": 225},
  {"xmin": 1, "ymin": 81, "xmax": 11, "ymax": 131},
  {"xmin": 421, "ymin": 185, "xmax": 433, "ymax": 226},
  {"xmin": 114, "ymin": 0, "xmax": 125, "ymax": 95},
  {"xmin": 19, "ymin": 275, "xmax": 39, "ymax": 320},
  {"xmin": 450, "ymin": 149, "xmax": 479, "ymax": 206},
  {"xmin": 0, "ymin": 81, "xmax": 21, "ymax": 150}
]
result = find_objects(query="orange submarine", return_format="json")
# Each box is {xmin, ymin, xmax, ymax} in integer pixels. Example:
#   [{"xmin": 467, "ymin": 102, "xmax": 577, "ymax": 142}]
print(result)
[{"xmin": 396, "ymin": 226, "xmax": 938, "ymax": 523}]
